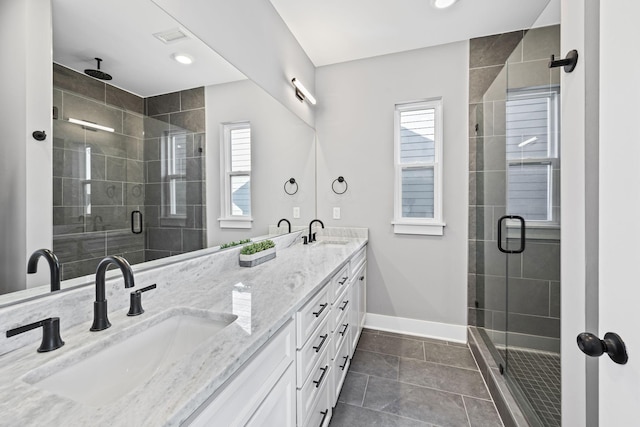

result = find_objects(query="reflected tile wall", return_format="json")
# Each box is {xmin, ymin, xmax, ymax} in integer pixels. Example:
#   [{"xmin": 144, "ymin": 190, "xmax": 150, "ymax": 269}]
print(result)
[
  {"xmin": 53, "ymin": 65, "xmax": 146, "ymax": 279},
  {"xmin": 52, "ymin": 65, "xmax": 207, "ymax": 277},
  {"xmin": 144, "ymin": 88, "xmax": 207, "ymax": 261},
  {"xmin": 467, "ymin": 26, "xmax": 561, "ymax": 352}
]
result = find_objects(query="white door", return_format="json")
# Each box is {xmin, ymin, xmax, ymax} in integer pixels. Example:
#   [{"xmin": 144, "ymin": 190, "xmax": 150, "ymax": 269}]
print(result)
[
  {"xmin": 597, "ymin": 0, "xmax": 640, "ymax": 423},
  {"xmin": 562, "ymin": 1, "xmax": 640, "ymax": 425}
]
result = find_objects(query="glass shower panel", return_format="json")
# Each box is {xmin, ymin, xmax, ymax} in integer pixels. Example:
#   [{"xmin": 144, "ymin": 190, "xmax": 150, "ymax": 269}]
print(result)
[{"xmin": 502, "ymin": 25, "xmax": 562, "ymax": 427}]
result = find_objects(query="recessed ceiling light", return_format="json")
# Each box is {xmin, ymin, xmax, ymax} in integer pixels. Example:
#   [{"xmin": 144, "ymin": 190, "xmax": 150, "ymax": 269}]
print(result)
[
  {"xmin": 432, "ymin": 0, "xmax": 459, "ymax": 9},
  {"xmin": 172, "ymin": 53, "xmax": 194, "ymax": 65}
]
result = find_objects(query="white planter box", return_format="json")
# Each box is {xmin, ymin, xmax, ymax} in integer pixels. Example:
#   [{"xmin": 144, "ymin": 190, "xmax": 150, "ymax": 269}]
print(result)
[{"xmin": 239, "ymin": 247, "xmax": 276, "ymax": 267}]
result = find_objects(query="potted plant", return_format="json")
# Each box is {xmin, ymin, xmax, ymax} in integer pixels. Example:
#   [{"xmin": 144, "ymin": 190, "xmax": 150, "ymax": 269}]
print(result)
[{"xmin": 239, "ymin": 240, "xmax": 276, "ymax": 267}]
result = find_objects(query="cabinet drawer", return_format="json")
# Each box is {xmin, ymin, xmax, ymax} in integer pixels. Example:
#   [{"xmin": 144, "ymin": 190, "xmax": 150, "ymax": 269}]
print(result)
[
  {"xmin": 332, "ymin": 331, "xmax": 351, "ymax": 407},
  {"xmin": 333, "ymin": 312, "xmax": 350, "ymax": 356},
  {"xmin": 297, "ymin": 316, "xmax": 330, "ymax": 388},
  {"xmin": 350, "ymin": 246, "xmax": 366, "ymax": 275},
  {"xmin": 331, "ymin": 284, "xmax": 351, "ymax": 332},
  {"xmin": 298, "ymin": 349, "xmax": 331, "ymax": 426},
  {"xmin": 297, "ymin": 285, "xmax": 330, "ymax": 348},
  {"xmin": 330, "ymin": 264, "xmax": 350, "ymax": 303},
  {"xmin": 302, "ymin": 366, "xmax": 332, "ymax": 427}
]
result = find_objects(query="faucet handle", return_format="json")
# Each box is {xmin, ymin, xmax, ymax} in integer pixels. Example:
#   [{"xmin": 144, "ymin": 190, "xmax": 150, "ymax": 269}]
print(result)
[
  {"xmin": 127, "ymin": 284, "xmax": 157, "ymax": 316},
  {"xmin": 302, "ymin": 235, "xmax": 308, "ymax": 245},
  {"xmin": 6, "ymin": 317, "xmax": 65, "ymax": 352},
  {"xmin": 312, "ymin": 232, "xmax": 317, "ymax": 242}
]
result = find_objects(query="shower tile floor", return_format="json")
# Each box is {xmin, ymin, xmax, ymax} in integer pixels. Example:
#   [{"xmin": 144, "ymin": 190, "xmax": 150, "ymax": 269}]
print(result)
[
  {"xmin": 329, "ymin": 329, "xmax": 503, "ymax": 427},
  {"xmin": 500, "ymin": 348, "xmax": 561, "ymax": 427}
]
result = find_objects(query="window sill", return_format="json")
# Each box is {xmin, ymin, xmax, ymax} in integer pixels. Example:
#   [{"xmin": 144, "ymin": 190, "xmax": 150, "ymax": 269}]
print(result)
[
  {"xmin": 218, "ymin": 217, "xmax": 253, "ymax": 229},
  {"xmin": 392, "ymin": 221, "xmax": 446, "ymax": 236}
]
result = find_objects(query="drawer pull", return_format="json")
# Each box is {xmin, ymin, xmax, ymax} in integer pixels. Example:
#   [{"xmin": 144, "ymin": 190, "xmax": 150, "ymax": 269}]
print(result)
[
  {"xmin": 313, "ymin": 365, "xmax": 329, "ymax": 388},
  {"xmin": 359, "ymin": 276, "xmax": 365, "ymax": 281},
  {"xmin": 319, "ymin": 409, "xmax": 329, "ymax": 427},
  {"xmin": 313, "ymin": 303, "xmax": 328, "ymax": 317},
  {"xmin": 338, "ymin": 277, "xmax": 348, "ymax": 285},
  {"xmin": 339, "ymin": 300, "xmax": 349, "ymax": 311},
  {"xmin": 339, "ymin": 323, "xmax": 349, "ymax": 336},
  {"xmin": 339, "ymin": 355, "xmax": 349, "ymax": 370},
  {"xmin": 313, "ymin": 334, "xmax": 328, "ymax": 352}
]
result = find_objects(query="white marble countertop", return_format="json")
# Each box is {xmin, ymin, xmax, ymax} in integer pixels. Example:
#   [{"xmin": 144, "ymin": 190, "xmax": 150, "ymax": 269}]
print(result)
[{"xmin": 0, "ymin": 230, "xmax": 367, "ymax": 426}]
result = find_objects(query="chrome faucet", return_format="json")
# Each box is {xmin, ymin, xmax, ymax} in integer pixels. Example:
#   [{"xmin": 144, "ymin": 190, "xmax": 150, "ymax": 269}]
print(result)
[
  {"xmin": 308, "ymin": 219, "xmax": 325, "ymax": 243},
  {"xmin": 27, "ymin": 249, "xmax": 61, "ymax": 292},
  {"xmin": 278, "ymin": 218, "xmax": 291, "ymax": 233},
  {"xmin": 90, "ymin": 256, "xmax": 135, "ymax": 331}
]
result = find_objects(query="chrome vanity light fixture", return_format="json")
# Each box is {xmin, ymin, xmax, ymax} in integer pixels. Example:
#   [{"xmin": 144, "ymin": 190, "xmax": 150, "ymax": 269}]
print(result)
[
  {"xmin": 291, "ymin": 78, "xmax": 317, "ymax": 105},
  {"xmin": 432, "ymin": 0, "xmax": 459, "ymax": 9}
]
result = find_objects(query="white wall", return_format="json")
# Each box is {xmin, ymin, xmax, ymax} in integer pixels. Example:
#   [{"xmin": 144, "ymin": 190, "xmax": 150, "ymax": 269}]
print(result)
[
  {"xmin": 152, "ymin": 0, "xmax": 316, "ymax": 128},
  {"xmin": 315, "ymin": 42, "xmax": 469, "ymax": 339},
  {"xmin": 0, "ymin": 0, "xmax": 52, "ymax": 293},
  {"xmin": 205, "ymin": 80, "xmax": 316, "ymax": 246}
]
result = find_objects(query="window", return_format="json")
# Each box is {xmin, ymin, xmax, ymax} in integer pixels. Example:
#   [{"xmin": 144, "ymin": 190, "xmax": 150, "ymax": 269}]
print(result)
[
  {"xmin": 506, "ymin": 87, "xmax": 560, "ymax": 227},
  {"xmin": 162, "ymin": 132, "xmax": 187, "ymax": 218},
  {"xmin": 220, "ymin": 122, "xmax": 252, "ymax": 228},
  {"xmin": 393, "ymin": 99, "xmax": 444, "ymax": 236}
]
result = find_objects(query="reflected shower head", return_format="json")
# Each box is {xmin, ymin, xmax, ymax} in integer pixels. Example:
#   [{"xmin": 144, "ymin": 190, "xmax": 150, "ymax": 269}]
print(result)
[{"xmin": 84, "ymin": 58, "xmax": 112, "ymax": 81}]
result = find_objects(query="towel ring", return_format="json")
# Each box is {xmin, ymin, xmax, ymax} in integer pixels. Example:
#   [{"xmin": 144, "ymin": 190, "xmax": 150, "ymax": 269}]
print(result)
[
  {"xmin": 332, "ymin": 176, "xmax": 348, "ymax": 195},
  {"xmin": 284, "ymin": 178, "xmax": 298, "ymax": 195}
]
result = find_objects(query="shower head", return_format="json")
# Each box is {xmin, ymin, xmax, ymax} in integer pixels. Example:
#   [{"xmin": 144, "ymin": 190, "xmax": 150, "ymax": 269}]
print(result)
[{"xmin": 84, "ymin": 58, "xmax": 112, "ymax": 81}]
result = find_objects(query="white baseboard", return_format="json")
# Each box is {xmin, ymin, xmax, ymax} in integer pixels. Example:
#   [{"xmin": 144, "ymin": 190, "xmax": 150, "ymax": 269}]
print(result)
[{"xmin": 364, "ymin": 313, "xmax": 467, "ymax": 343}]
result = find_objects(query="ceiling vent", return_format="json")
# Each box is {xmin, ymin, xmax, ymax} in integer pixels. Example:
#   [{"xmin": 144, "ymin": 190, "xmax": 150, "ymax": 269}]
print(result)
[{"xmin": 153, "ymin": 28, "xmax": 190, "ymax": 44}]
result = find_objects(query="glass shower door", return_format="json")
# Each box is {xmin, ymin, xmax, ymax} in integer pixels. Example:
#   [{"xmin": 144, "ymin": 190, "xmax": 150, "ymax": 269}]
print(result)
[{"xmin": 500, "ymin": 25, "xmax": 562, "ymax": 427}]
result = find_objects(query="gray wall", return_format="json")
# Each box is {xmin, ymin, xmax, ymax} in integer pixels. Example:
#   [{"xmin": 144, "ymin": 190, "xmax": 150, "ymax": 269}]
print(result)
[
  {"xmin": 205, "ymin": 80, "xmax": 316, "ymax": 246},
  {"xmin": 468, "ymin": 26, "xmax": 562, "ymax": 352},
  {"xmin": 315, "ymin": 41, "xmax": 469, "ymax": 328}
]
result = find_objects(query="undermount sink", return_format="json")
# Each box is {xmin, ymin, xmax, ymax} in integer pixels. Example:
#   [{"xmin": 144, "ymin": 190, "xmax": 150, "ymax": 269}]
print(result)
[
  {"xmin": 24, "ymin": 308, "xmax": 237, "ymax": 406},
  {"xmin": 314, "ymin": 237, "xmax": 349, "ymax": 246}
]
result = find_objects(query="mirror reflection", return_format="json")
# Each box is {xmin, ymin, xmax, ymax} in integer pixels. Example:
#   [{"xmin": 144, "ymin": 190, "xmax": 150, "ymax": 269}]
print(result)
[{"xmin": 0, "ymin": 0, "xmax": 316, "ymax": 300}]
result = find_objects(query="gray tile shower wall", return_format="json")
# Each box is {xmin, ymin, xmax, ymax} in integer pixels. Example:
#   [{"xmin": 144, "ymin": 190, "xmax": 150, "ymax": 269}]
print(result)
[
  {"xmin": 53, "ymin": 64, "xmax": 147, "ymax": 280},
  {"xmin": 144, "ymin": 88, "xmax": 206, "ymax": 261},
  {"xmin": 467, "ymin": 26, "xmax": 561, "ymax": 353},
  {"xmin": 52, "ymin": 64, "xmax": 207, "ymax": 277}
]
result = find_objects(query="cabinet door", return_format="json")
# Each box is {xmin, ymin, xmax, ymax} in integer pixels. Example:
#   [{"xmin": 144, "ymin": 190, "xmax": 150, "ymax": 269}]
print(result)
[{"xmin": 246, "ymin": 363, "xmax": 296, "ymax": 427}]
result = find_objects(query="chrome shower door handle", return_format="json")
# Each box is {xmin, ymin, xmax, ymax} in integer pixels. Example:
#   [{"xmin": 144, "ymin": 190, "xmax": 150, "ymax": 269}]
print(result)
[{"xmin": 497, "ymin": 215, "xmax": 525, "ymax": 254}]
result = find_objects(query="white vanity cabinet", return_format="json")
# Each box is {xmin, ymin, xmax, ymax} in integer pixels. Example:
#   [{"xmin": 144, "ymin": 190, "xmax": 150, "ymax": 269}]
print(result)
[
  {"xmin": 185, "ymin": 319, "xmax": 296, "ymax": 427},
  {"xmin": 185, "ymin": 243, "xmax": 367, "ymax": 427}
]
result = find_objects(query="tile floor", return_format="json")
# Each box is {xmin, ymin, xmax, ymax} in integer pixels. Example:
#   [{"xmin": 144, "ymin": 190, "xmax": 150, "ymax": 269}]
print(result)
[{"xmin": 329, "ymin": 329, "xmax": 504, "ymax": 427}]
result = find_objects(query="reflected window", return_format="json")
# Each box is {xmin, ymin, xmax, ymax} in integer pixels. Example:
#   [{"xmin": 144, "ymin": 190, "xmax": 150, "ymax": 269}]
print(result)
[
  {"xmin": 232, "ymin": 282, "xmax": 252, "ymax": 333},
  {"xmin": 506, "ymin": 87, "xmax": 560, "ymax": 223},
  {"xmin": 163, "ymin": 132, "xmax": 187, "ymax": 218},
  {"xmin": 220, "ymin": 122, "xmax": 252, "ymax": 227},
  {"xmin": 83, "ymin": 146, "xmax": 92, "ymax": 215}
]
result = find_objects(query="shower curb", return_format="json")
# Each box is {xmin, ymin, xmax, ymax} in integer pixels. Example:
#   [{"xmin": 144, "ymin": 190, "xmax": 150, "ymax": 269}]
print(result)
[{"xmin": 468, "ymin": 326, "xmax": 531, "ymax": 427}]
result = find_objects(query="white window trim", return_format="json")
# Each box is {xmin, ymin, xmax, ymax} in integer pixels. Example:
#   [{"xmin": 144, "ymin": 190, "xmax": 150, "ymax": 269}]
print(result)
[
  {"xmin": 392, "ymin": 98, "xmax": 445, "ymax": 236},
  {"xmin": 219, "ymin": 122, "xmax": 253, "ymax": 229}
]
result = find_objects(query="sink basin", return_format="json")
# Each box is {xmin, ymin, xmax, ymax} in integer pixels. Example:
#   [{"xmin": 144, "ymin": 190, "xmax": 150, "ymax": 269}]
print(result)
[
  {"xmin": 25, "ymin": 309, "xmax": 236, "ymax": 406},
  {"xmin": 314, "ymin": 238, "xmax": 349, "ymax": 246}
]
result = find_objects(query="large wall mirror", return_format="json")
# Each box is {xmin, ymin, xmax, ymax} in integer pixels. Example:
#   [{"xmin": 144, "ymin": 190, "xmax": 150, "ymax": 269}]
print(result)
[{"xmin": 0, "ymin": 0, "xmax": 316, "ymax": 303}]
